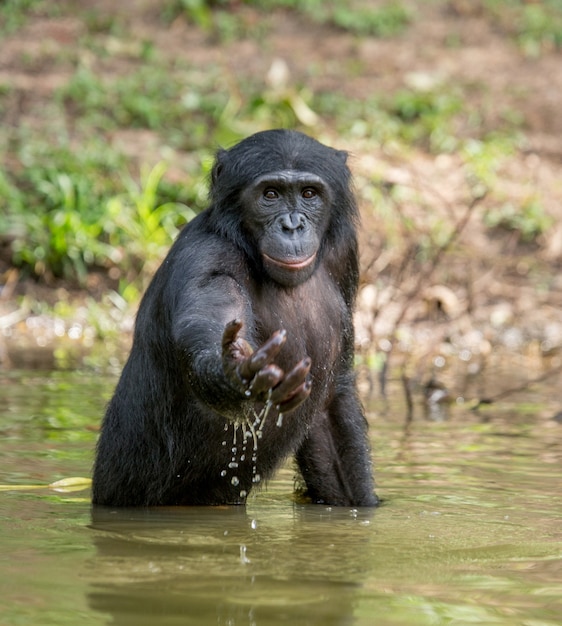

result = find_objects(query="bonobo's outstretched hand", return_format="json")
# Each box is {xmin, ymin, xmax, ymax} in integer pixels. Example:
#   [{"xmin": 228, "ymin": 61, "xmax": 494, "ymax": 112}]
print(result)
[{"xmin": 222, "ymin": 319, "xmax": 312, "ymax": 413}]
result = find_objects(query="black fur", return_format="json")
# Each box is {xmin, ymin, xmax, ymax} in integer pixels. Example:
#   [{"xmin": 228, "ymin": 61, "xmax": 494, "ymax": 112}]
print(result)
[{"xmin": 92, "ymin": 129, "xmax": 377, "ymax": 507}]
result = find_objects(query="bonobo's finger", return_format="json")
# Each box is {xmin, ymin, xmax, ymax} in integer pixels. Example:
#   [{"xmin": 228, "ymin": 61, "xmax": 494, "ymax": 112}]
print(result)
[
  {"xmin": 222, "ymin": 319, "xmax": 255, "ymax": 371},
  {"xmin": 222, "ymin": 319, "xmax": 244, "ymax": 349},
  {"xmin": 277, "ymin": 379, "xmax": 312, "ymax": 413},
  {"xmin": 238, "ymin": 329, "xmax": 287, "ymax": 380},
  {"xmin": 248, "ymin": 364, "xmax": 284, "ymax": 396},
  {"xmin": 270, "ymin": 357, "xmax": 312, "ymax": 406}
]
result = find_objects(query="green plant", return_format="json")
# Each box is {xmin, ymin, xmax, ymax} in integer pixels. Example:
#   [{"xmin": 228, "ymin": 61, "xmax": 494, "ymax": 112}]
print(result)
[
  {"xmin": 163, "ymin": 0, "xmax": 214, "ymax": 29},
  {"xmin": 163, "ymin": 0, "xmax": 254, "ymax": 40},
  {"xmin": 483, "ymin": 0, "xmax": 562, "ymax": 56},
  {"xmin": 461, "ymin": 136, "xmax": 515, "ymax": 192},
  {"xmin": 5, "ymin": 132, "xmax": 200, "ymax": 285},
  {"xmin": 4, "ymin": 136, "xmax": 123, "ymax": 279},
  {"xmin": 58, "ymin": 65, "xmax": 229, "ymax": 149},
  {"xmin": 315, "ymin": 84, "xmax": 467, "ymax": 153},
  {"xmin": 331, "ymin": 2, "xmax": 411, "ymax": 37},
  {"xmin": 484, "ymin": 197, "xmax": 552, "ymax": 242},
  {"xmin": 104, "ymin": 161, "xmax": 197, "ymax": 300},
  {"xmin": 389, "ymin": 86, "xmax": 463, "ymax": 152},
  {"xmin": 0, "ymin": 0, "xmax": 52, "ymax": 36},
  {"xmin": 163, "ymin": 0, "xmax": 413, "ymax": 38},
  {"xmin": 10, "ymin": 168, "xmax": 112, "ymax": 281},
  {"xmin": 518, "ymin": 3, "xmax": 562, "ymax": 56}
]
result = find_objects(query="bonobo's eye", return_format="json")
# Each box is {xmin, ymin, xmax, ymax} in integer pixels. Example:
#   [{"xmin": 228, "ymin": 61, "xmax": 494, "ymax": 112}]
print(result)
[
  {"xmin": 301, "ymin": 188, "xmax": 317, "ymax": 199},
  {"xmin": 263, "ymin": 189, "xmax": 279, "ymax": 200}
]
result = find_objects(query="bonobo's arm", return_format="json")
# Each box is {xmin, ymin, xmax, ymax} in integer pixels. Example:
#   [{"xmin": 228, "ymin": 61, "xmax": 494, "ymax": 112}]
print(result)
[
  {"xmin": 221, "ymin": 319, "xmax": 311, "ymax": 413},
  {"xmin": 171, "ymin": 275, "xmax": 311, "ymax": 418}
]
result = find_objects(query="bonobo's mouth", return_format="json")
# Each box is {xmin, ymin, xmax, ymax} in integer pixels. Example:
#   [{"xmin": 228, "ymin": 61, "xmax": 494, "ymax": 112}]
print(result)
[{"xmin": 262, "ymin": 252, "xmax": 317, "ymax": 271}]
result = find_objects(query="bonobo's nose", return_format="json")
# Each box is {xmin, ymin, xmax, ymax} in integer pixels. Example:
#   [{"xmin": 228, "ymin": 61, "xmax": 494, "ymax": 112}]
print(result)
[{"xmin": 279, "ymin": 213, "xmax": 306, "ymax": 233}]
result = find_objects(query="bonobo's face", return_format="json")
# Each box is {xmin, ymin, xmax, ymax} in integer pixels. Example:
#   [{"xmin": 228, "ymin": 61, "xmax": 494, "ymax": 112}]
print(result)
[{"xmin": 242, "ymin": 170, "xmax": 332, "ymax": 287}]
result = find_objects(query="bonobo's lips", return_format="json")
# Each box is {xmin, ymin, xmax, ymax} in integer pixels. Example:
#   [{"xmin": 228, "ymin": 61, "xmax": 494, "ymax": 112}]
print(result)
[{"xmin": 262, "ymin": 252, "xmax": 317, "ymax": 271}]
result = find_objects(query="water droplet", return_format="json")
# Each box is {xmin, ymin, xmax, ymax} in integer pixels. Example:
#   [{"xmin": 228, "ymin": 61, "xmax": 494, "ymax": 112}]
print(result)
[
  {"xmin": 252, "ymin": 474, "xmax": 261, "ymax": 483},
  {"xmin": 240, "ymin": 454, "xmax": 245, "ymax": 461},
  {"xmin": 251, "ymin": 519, "xmax": 258, "ymax": 530},
  {"xmin": 240, "ymin": 544, "xmax": 250, "ymax": 564},
  {"xmin": 220, "ymin": 470, "xmax": 227, "ymax": 477},
  {"xmin": 239, "ymin": 490, "xmax": 247, "ymax": 498},
  {"xmin": 224, "ymin": 423, "xmax": 229, "ymax": 431},
  {"xmin": 245, "ymin": 390, "xmax": 252, "ymax": 397},
  {"xmin": 276, "ymin": 413, "xmax": 284, "ymax": 428},
  {"xmin": 221, "ymin": 441, "xmax": 227, "ymax": 446},
  {"xmin": 231, "ymin": 476, "xmax": 239, "ymax": 486},
  {"xmin": 231, "ymin": 447, "xmax": 237, "ymax": 454},
  {"xmin": 228, "ymin": 462, "xmax": 239, "ymax": 469}
]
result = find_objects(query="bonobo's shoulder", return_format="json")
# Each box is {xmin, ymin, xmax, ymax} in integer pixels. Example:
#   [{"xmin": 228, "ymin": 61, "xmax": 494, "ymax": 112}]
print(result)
[{"xmin": 166, "ymin": 211, "xmax": 243, "ymax": 271}]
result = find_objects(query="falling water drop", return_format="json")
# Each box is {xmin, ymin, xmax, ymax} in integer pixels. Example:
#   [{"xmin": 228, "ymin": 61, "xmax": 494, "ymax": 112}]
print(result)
[
  {"xmin": 231, "ymin": 476, "xmax": 239, "ymax": 486},
  {"xmin": 240, "ymin": 544, "xmax": 250, "ymax": 564}
]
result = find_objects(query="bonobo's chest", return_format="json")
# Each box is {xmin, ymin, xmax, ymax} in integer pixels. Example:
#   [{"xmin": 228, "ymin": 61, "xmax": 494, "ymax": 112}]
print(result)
[{"xmin": 251, "ymin": 267, "xmax": 345, "ymax": 375}]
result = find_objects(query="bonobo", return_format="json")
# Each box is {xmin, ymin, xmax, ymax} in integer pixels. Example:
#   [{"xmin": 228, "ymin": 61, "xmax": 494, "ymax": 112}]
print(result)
[{"xmin": 92, "ymin": 129, "xmax": 377, "ymax": 507}]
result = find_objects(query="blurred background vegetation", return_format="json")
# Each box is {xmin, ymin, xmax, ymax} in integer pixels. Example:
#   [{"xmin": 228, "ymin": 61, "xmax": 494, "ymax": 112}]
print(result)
[{"xmin": 0, "ymin": 0, "xmax": 561, "ymax": 386}]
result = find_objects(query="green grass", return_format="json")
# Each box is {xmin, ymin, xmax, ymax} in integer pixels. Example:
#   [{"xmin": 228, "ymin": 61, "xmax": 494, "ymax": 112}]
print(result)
[
  {"xmin": 483, "ymin": 0, "xmax": 562, "ymax": 55},
  {"xmin": 0, "ymin": 0, "xmax": 56, "ymax": 36},
  {"xmin": 165, "ymin": 0, "xmax": 413, "ymax": 38}
]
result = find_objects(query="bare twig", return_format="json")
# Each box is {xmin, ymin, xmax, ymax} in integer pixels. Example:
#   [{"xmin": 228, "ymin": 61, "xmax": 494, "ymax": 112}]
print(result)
[
  {"xmin": 376, "ymin": 192, "xmax": 486, "ymax": 396},
  {"xmin": 471, "ymin": 363, "xmax": 562, "ymax": 410}
]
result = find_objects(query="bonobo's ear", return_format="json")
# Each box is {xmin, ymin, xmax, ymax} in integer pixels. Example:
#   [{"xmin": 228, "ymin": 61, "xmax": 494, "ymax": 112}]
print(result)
[
  {"xmin": 211, "ymin": 148, "xmax": 228, "ymax": 185},
  {"xmin": 334, "ymin": 149, "xmax": 348, "ymax": 163}
]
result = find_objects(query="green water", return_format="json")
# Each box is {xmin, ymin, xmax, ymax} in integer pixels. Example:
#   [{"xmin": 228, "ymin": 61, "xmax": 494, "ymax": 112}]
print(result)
[{"xmin": 0, "ymin": 369, "xmax": 561, "ymax": 625}]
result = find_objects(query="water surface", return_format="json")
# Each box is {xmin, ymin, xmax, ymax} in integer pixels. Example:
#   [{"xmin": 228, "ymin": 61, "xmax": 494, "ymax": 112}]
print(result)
[{"xmin": 0, "ymin": 369, "xmax": 561, "ymax": 625}]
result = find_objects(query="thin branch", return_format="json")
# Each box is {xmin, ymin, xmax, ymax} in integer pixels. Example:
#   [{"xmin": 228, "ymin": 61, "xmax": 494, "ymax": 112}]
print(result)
[{"xmin": 471, "ymin": 363, "xmax": 562, "ymax": 410}]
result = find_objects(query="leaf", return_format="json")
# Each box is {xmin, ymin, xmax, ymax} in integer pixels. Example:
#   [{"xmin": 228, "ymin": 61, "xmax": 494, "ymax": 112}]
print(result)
[{"xmin": 49, "ymin": 477, "xmax": 92, "ymax": 492}]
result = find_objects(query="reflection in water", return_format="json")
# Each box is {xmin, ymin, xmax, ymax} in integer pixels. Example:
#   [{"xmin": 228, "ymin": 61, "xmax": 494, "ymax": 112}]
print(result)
[
  {"xmin": 1, "ymin": 369, "xmax": 562, "ymax": 625},
  {"xmin": 89, "ymin": 503, "xmax": 375, "ymax": 626}
]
